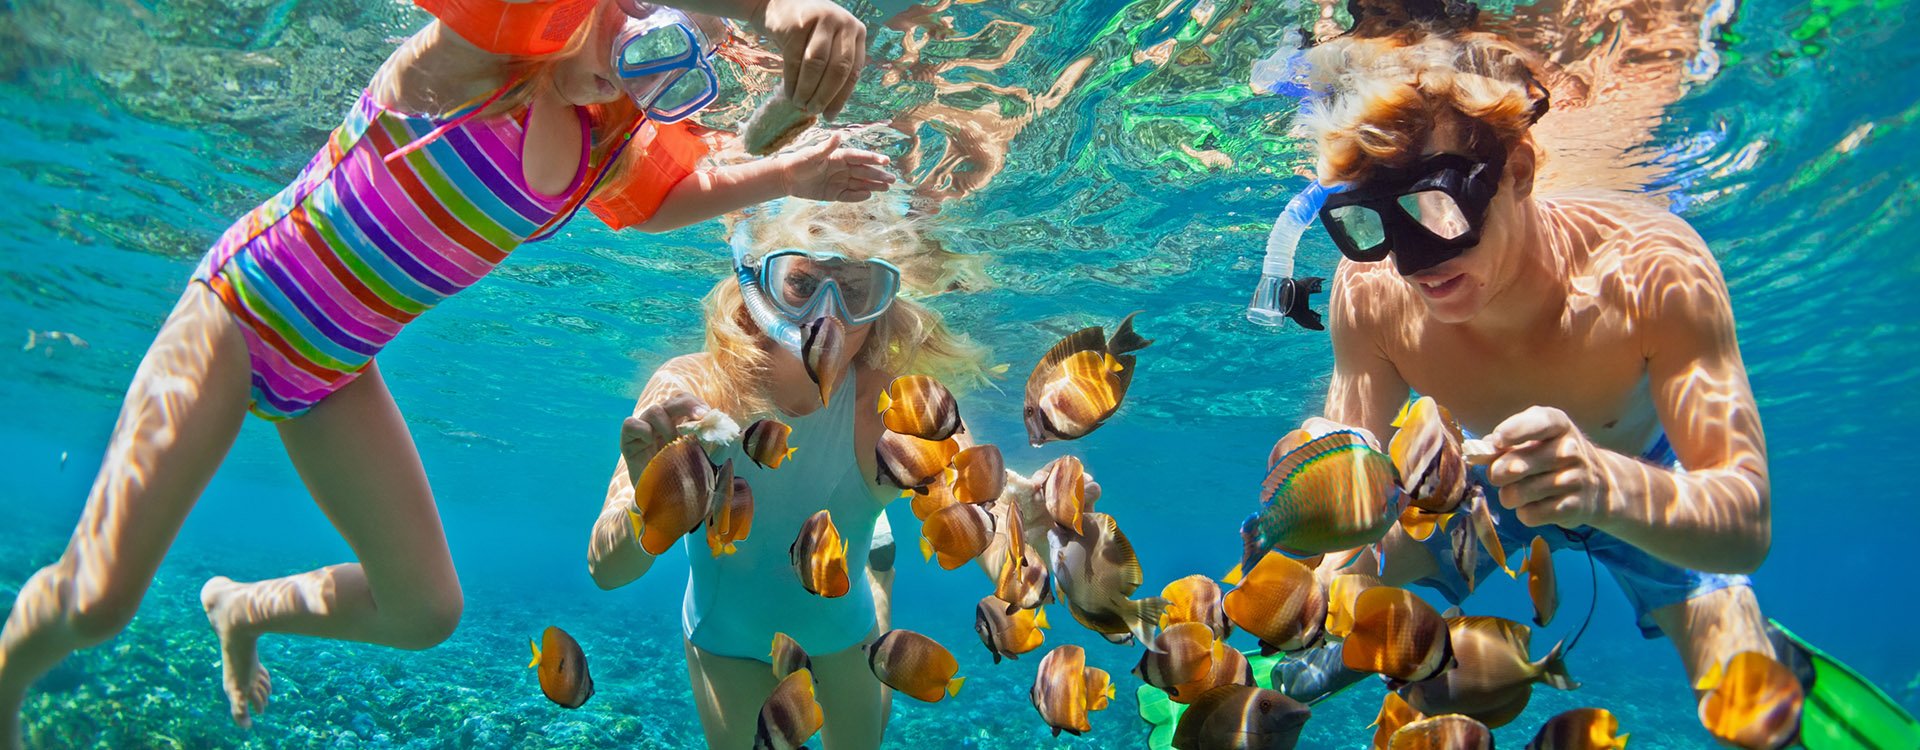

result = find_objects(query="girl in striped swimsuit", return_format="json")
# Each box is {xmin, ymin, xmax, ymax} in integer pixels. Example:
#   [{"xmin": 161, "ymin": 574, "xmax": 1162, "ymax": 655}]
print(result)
[{"xmin": 0, "ymin": 0, "xmax": 891, "ymax": 741}]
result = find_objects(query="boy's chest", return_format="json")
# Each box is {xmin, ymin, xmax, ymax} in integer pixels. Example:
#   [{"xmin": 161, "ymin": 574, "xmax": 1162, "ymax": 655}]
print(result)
[{"xmin": 1390, "ymin": 323, "xmax": 1663, "ymax": 453}]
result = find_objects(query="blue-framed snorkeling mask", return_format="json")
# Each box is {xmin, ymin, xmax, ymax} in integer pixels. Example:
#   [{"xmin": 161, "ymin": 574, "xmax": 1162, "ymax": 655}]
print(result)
[
  {"xmin": 610, "ymin": 3, "xmax": 719, "ymax": 123},
  {"xmin": 731, "ymin": 233, "xmax": 903, "ymax": 354}
]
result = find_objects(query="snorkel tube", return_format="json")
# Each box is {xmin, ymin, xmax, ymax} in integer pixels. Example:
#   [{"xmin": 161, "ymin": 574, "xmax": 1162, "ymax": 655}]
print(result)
[
  {"xmin": 1248, "ymin": 180, "xmax": 1346, "ymax": 330},
  {"xmin": 731, "ymin": 218, "xmax": 806, "ymax": 356},
  {"xmin": 1245, "ymin": 37, "xmax": 1346, "ymax": 331}
]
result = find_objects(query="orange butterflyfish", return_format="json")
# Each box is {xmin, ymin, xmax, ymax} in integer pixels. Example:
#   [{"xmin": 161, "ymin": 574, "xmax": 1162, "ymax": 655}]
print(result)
[
  {"xmin": 1523, "ymin": 536, "xmax": 1559, "ymax": 627},
  {"xmin": 1160, "ymin": 574, "xmax": 1231, "ymax": 640},
  {"xmin": 630, "ymin": 436, "xmax": 715, "ymax": 555},
  {"xmin": 1388, "ymin": 397, "xmax": 1472, "ymax": 514},
  {"xmin": 799, "ymin": 316, "xmax": 848, "ymax": 406},
  {"xmin": 1342, "ymin": 586, "xmax": 1455, "ymax": 686},
  {"xmin": 1221, "ymin": 551, "xmax": 1326, "ymax": 656},
  {"xmin": 705, "ymin": 461, "xmax": 754, "ymax": 557},
  {"xmin": 770, "ymin": 632, "xmax": 811, "ymax": 681},
  {"xmin": 866, "ymin": 629, "xmax": 965, "ymax": 703},
  {"xmin": 742, "ymin": 418, "xmax": 796, "ymax": 469},
  {"xmin": 1023, "ymin": 312, "xmax": 1151, "ymax": 446},
  {"xmin": 1371, "ymin": 692, "xmax": 1425, "ymax": 750},
  {"xmin": 919, "ymin": 502, "xmax": 994, "ymax": 570},
  {"xmin": 974, "ymin": 596, "xmax": 1048, "ymax": 663},
  {"xmin": 1695, "ymin": 651, "xmax": 1803, "ymax": 750},
  {"xmin": 1527, "ymin": 707, "xmax": 1630, "ymax": 750},
  {"xmin": 1132, "ymin": 621, "xmax": 1216, "ymax": 696},
  {"xmin": 789, "ymin": 510, "xmax": 851, "ymax": 598},
  {"xmin": 1041, "ymin": 454, "xmax": 1091, "ymax": 533},
  {"xmin": 526, "ymin": 626, "xmax": 594, "ymax": 709},
  {"xmin": 950, "ymin": 445, "xmax": 1005, "ymax": 504},
  {"xmin": 1388, "ymin": 714, "xmax": 1493, "ymax": 750},
  {"xmin": 1326, "ymin": 572, "xmax": 1385, "ymax": 641},
  {"xmin": 754, "ymin": 668, "xmax": 823, "ymax": 750},
  {"xmin": 875, "ymin": 430, "xmax": 960, "ymax": 492},
  {"xmin": 877, "ymin": 375, "xmax": 963, "ymax": 441}
]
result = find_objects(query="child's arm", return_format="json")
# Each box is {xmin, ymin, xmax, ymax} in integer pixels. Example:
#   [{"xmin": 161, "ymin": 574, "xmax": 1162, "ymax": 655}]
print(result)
[
  {"xmin": 587, "ymin": 356, "xmax": 721, "ymax": 589},
  {"xmin": 375, "ymin": 0, "xmax": 600, "ymax": 116},
  {"xmin": 631, "ymin": 134, "xmax": 895, "ymax": 232}
]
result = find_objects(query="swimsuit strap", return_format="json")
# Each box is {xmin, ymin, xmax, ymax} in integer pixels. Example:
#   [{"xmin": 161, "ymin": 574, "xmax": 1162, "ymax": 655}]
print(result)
[
  {"xmin": 525, "ymin": 111, "xmax": 648, "ymax": 242},
  {"xmin": 383, "ymin": 74, "xmax": 525, "ymax": 164}
]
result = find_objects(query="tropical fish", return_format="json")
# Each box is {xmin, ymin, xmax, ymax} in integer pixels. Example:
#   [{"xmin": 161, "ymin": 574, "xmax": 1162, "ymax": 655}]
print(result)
[
  {"xmin": 753, "ymin": 668, "xmax": 823, "ymax": 750},
  {"xmin": 1371, "ymin": 692, "xmax": 1426, "ymax": 750},
  {"xmin": 866, "ymin": 629, "xmax": 965, "ymax": 703},
  {"xmin": 1222, "ymin": 552, "xmax": 1326, "ymax": 655},
  {"xmin": 950, "ymin": 445, "xmax": 1005, "ymax": 504},
  {"xmin": 1241, "ymin": 430, "xmax": 1406, "ymax": 570},
  {"xmin": 1171, "ymin": 684, "xmax": 1311, "ymax": 750},
  {"xmin": 878, "ymin": 375, "xmax": 963, "ymax": 441},
  {"xmin": 876, "ymin": 430, "xmax": 960, "ymax": 492},
  {"xmin": 908, "ymin": 472, "xmax": 958, "ymax": 520},
  {"xmin": 1166, "ymin": 639, "xmax": 1255, "ymax": 706},
  {"xmin": 743, "ymin": 418, "xmax": 796, "ymax": 469},
  {"xmin": 770, "ymin": 632, "xmax": 811, "ymax": 681},
  {"xmin": 1161, "ymin": 574, "xmax": 1231, "ymax": 640},
  {"xmin": 1134, "ymin": 622, "xmax": 1217, "ymax": 695},
  {"xmin": 1696, "ymin": 651, "xmax": 1803, "ymax": 750},
  {"xmin": 705, "ymin": 462, "xmax": 754, "ymax": 557},
  {"xmin": 1326, "ymin": 573, "xmax": 1385, "ymax": 641},
  {"xmin": 743, "ymin": 91, "xmax": 818, "ymax": 156},
  {"xmin": 1523, "ymin": 536, "xmax": 1558, "ymax": 627},
  {"xmin": 1401, "ymin": 616, "xmax": 1578, "ymax": 728},
  {"xmin": 993, "ymin": 509, "xmax": 1053, "ymax": 612},
  {"xmin": 974, "ymin": 596, "xmax": 1048, "ymax": 663},
  {"xmin": 630, "ymin": 436, "xmax": 716, "ymax": 555},
  {"xmin": 1528, "ymin": 707, "xmax": 1630, "ymax": 750},
  {"xmin": 1449, "ymin": 493, "xmax": 1514, "ymax": 594},
  {"xmin": 919, "ymin": 502, "xmax": 994, "ymax": 570},
  {"xmin": 526, "ymin": 626, "xmax": 594, "ymax": 708},
  {"xmin": 1343, "ymin": 587, "xmax": 1455, "ymax": 686},
  {"xmin": 1048, "ymin": 512, "xmax": 1167, "ymax": 646},
  {"xmin": 1084, "ymin": 666, "xmax": 1116, "ymax": 711},
  {"xmin": 1033, "ymin": 644, "xmax": 1108, "ymax": 736},
  {"xmin": 1023, "ymin": 312, "xmax": 1152, "ymax": 446},
  {"xmin": 801, "ymin": 316, "xmax": 848, "ymax": 406},
  {"xmin": 790, "ymin": 510, "xmax": 851, "ymax": 598},
  {"xmin": 1388, "ymin": 714, "xmax": 1494, "ymax": 750},
  {"xmin": 1041, "ymin": 455, "xmax": 1092, "ymax": 533},
  {"xmin": 1389, "ymin": 397, "xmax": 1472, "ymax": 514}
]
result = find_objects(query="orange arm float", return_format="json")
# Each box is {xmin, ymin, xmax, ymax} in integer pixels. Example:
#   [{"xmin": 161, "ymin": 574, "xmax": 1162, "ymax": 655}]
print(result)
[
  {"xmin": 587, "ymin": 119, "xmax": 713, "ymax": 230},
  {"xmin": 414, "ymin": 0, "xmax": 600, "ymax": 57}
]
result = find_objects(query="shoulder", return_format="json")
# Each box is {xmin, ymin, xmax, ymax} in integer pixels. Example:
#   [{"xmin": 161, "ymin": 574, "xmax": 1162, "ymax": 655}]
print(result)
[{"xmin": 1554, "ymin": 193, "xmax": 1733, "ymax": 346}]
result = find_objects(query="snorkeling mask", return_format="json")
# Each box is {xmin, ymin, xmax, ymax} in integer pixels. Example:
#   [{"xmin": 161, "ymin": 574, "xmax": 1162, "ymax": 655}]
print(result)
[
  {"xmin": 1318, "ymin": 152, "xmax": 1504, "ymax": 276},
  {"xmin": 610, "ymin": 2, "xmax": 719, "ymax": 123},
  {"xmin": 731, "ymin": 229, "xmax": 903, "ymax": 354}
]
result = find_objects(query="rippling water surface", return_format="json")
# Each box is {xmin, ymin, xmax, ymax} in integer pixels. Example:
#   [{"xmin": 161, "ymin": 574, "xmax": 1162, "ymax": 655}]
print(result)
[{"xmin": 2, "ymin": 0, "xmax": 1917, "ymax": 746}]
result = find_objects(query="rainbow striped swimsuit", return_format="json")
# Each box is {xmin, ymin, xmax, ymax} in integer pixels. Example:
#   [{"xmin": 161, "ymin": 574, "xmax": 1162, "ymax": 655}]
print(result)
[{"xmin": 192, "ymin": 90, "xmax": 591, "ymax": 420}]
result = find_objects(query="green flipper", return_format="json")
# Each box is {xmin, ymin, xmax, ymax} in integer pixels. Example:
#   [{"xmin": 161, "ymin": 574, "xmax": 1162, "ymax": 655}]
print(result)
[
  {"xmin": 1138, "ymin": 652, "xmax": 1285, "ymax": 750},
  {"xmin": 1770, "ymin": 619, "xmax": 1919, "ymax": 750}
]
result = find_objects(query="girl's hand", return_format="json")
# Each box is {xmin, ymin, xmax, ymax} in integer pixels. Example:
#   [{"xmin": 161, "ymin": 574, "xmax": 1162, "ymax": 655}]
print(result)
[
  {"xmin": 621, "ymin": 392, "xmax": 712, "ymax": 480},
  {"xmin": 755, "ymin": 0, "xmax": 868, "ymax": 119},
  {"xmin": 782, "ymin": 134, "xmax": 896, "ymax": 202},
  {"xmin": 1485, "ymin": 405, "xmax": 1609, "ymax": 528}
]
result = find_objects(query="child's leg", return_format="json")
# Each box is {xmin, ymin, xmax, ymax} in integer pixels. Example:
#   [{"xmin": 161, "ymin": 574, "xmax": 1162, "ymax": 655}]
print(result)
[
  {"xmin": 0, "ymin": 286, "xmax": 252, "ymax": 748},
  {"xmin": 1650, "ymin": 584, "xmax": 1774, "ymax": 690},
  {"xmin": 198, "ymin": 362, "xmax": 462, "ymax": 727}
]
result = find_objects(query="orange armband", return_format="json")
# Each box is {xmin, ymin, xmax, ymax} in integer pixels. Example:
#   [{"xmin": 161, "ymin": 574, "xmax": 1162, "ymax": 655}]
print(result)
[
  {"xmin": 587, "ymin": 119, "xmax": 712, "ymax": 230},
  {"xmin": 415, "ymin": 0, "xmax": 599, "ymax": 57}
]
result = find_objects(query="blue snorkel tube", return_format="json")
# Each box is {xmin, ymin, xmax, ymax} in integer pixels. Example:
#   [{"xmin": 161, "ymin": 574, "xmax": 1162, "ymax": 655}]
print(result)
[
  {"xmin": 730, "ymin": 219, "xmax": 806, "ymax": 356},
  {"xmin": 1245, "ymin": 40, "xmax": 1347, "ymax": 331},
  {"xmin": 1247, "ymin": 180, "xmax": 1347, "ymax": 330}
]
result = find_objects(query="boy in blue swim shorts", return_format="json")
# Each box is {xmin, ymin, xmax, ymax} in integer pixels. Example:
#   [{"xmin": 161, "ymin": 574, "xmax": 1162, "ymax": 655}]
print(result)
[{"xmin": 1279, "ymin": 4, "xmax": 1778, "ymax": 703}]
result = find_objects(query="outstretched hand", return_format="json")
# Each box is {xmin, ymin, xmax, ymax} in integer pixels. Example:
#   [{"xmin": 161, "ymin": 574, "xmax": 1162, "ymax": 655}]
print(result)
[
  {"xmin": 755, "ymin": 0, "xmax": 868, "ymax": 120},
  {"xmin": 621, "ymin": 392, "xmax": 711, "ymax": 483},
  {"xmin": 1486, "ymin": 405, "xmax": 1610, "ymax": 528},
  {"xmin": 784, "ymin": 134, "xmax": 896, "ymax": 202}
]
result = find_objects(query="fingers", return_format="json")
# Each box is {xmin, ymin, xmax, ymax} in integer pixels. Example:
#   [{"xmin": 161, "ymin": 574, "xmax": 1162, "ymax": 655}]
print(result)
[
  {"xmin": 1487, "ymin": 439, "xmax": 1568, "ymax": 488},
  {"xmin": 846, "ymin": 164, "xmax": 895, "ymax": 185},
  {"xmin": 792, "ymin": 23, "xmax": 839, "ymax": 113},
  {"xmin": 660, "ymin": 392, "xmax": 710, "ymax": 423},
  {"xmin": 822, "ymin": 20, "xmax": 864, "ymax": 119},
  {"xmin": 1489, "ymin": 405, "xmax": 1573, "ymax": 449},
  {"xmin": 1498, "ymin": 468, "xmax": 1572, "ymax": 510},
  {"xmin": 1083, "ymin": 479, "xmax": 1103, "ymax": 504},
  {"xmin": 1515, "ymin": 495, "xmax": 1582, "ymax": 527}
]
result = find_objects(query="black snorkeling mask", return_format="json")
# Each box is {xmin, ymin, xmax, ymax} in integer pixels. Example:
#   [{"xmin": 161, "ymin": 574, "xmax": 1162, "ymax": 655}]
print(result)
[{"xmin": 1318, "ymin": 152, "xmax": 1504, "ymax": 276}]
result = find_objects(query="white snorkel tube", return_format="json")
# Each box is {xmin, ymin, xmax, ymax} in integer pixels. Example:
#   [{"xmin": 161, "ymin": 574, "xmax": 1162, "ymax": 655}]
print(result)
[
  {"xmin": 1244, "ymin": 39, "xmax": 1348, "ymax": 331},
  {"xmin": 1247, "ymin": 180, "xmax": 1347, "ymax": 330},
  {"xmin": 730, "ymin": 217, "xmax": 806, "ymax": 356}
]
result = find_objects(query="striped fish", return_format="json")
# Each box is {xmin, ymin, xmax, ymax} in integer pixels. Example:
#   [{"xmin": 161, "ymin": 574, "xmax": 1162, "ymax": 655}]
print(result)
[{"xmin": 1240, "ymin": 430, "xmax": 1405, "ymax": 572}]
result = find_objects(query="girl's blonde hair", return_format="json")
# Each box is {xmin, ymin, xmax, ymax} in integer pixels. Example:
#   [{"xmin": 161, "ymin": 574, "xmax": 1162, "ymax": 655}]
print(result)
[
  {"xmin": 1299, "ymin": 16, "xmax": 1551, "ymax": 183},
  {"xmin": 699, "ymin": 199, "xmax": 993, "ymax": 417}
]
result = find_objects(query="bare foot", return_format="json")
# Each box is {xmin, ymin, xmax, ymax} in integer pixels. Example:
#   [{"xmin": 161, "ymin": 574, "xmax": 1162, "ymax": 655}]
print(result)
[{"xmin": 200, "ymin": 577, "xmax": 270, "ymax": 728}]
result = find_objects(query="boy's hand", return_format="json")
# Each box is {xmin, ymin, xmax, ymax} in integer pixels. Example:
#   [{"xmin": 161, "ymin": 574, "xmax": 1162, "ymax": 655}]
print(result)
[
  {"xmin": 783, "ymin": 134, "xmax": 896, "ymax": 202},
  {"xmin": 755, "ymin": 0, "xmax": 867, "ymax": 119},
  {"xmin": 621, "ymin": 392, "xmax": 712, "ymax": 482},
  {"xmin": 1486, "ymin": 405, "xmax": 1608, "ymax": 528}
]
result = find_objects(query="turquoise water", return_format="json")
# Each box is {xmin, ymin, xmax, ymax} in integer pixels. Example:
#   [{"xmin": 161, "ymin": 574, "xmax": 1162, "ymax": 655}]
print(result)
[{"xmin": 3, "ymin": 0, "xmax": 1919, "ymax": 746}]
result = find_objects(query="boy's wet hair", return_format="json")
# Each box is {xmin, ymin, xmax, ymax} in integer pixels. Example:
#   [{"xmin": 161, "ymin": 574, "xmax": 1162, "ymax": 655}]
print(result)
[{"xmin": 1300, "ymin": 1, "xmax": 1551, "ymax": 184}]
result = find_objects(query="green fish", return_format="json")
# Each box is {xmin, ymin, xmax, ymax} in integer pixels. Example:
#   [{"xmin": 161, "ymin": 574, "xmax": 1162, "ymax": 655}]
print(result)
[{"xmin": 1240, "ymin": 430, "xmax": 1405, "ymax": 572}]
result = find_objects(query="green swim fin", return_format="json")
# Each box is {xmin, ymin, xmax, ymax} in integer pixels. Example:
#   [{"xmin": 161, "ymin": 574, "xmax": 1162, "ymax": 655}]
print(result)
[
  {"xmin": 1769, "ymin": 619, "xmax": 1919, "ymax": 750},
  {"xmin": 1137, "ymin": 651, "xmax": 1287, "ymax": 749}
]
